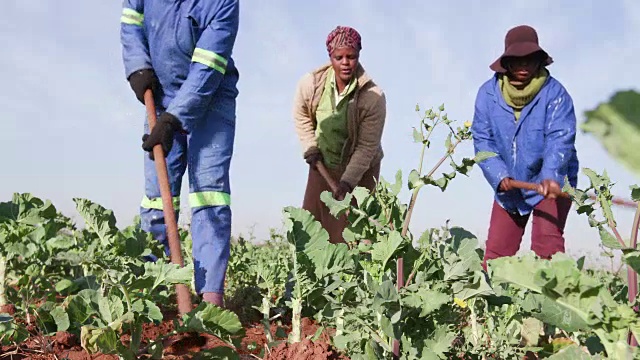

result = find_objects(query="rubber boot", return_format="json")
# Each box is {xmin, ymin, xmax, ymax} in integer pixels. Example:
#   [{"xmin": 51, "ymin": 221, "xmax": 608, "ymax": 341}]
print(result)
[{"xmin": 202, "ymin": 292, "xmax": 224, "ymax": 308}]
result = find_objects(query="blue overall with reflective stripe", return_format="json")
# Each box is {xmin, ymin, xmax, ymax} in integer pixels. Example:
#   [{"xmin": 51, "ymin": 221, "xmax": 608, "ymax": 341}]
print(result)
[{"xmin": 120, "ymin": 0, "xmax": 239, "ymax": 295}]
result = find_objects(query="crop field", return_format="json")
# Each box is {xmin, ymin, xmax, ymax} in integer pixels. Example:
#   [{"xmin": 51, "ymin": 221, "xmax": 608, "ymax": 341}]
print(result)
[{"xmin": 1, "ymin": 101, "xmax": 640, "ymax": 360}]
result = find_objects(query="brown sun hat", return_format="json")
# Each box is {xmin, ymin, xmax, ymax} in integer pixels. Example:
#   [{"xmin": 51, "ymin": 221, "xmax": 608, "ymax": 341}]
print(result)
[{"xmin": 490, "ymin": 25, "xmax": 553, "ymax": 73}]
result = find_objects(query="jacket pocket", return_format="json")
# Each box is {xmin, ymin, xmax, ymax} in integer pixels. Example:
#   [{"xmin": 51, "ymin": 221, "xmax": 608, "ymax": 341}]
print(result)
[
  {"xmin": 521, "ymin": 121, "xmax": 545, "ymax": 173},
  {"xmin": 175, "ymin": 12, "xmax": 201, "ymax": 57}
]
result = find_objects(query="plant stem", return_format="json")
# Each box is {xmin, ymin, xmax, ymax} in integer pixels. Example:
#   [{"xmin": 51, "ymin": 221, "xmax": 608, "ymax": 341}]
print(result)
[
  {"xmin": 401, "ymin": 138, "xmax": 461, "ymax": 237},
  {"xmin": 627, "ymin": 202, "xmax": 640, "ymax": 347},
  {"xmin": 393, "ymin": 117, "xmax": 453, "ymax": 360},
  {"xmin": 404, "ymin": 251, "xmax": 436, "ymax": 288},
  {"xmin": 630, "ymin": 202, "xmax": 640, "ymax": 249},
  {"xmin": 425, "ymin": 141, "xmax": 460, "ymax": 178},
  {"xmin": 399, "ymin": 121, "xmax": 437, "ymax": 236},
  {"xmin": 120, "ymin": 285, "xmax": 133, "ymax": 313},
  {"xmin": 0, "ymin": 255, "xmax": 6, "ymax": 307},
  {"xmin": 262, "ymin": 292, "xmax": 274, "ymax": 343}
]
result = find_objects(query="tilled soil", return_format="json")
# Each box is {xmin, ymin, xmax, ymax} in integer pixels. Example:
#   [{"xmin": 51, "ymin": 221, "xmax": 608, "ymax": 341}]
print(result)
[
  {"xmin": 265, "ymin": 339, "xmax": 349, "ymax": 360},
  {"xmin": 0, "ymin": 309, "xmax": 347, "ymax": 360}
]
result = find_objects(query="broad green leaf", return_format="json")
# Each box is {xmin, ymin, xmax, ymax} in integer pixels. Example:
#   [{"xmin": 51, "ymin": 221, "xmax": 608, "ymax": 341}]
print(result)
[
  {"xmin": 408, "ymin": 170, "xmax": 423, "ymax": 190},
  {"xmin": 390, "ymin": 170, "xmax": 403, "ymax": 196},
  {"xmin": 351, "ymin": 187, "xmax": 371, "ymax": 207},
  {"xmin": 521, "ymin": 317, "xmax": 543, "ymax": 346},
  {"xmin": 283, "ymin": 206, "xmax": 354, "ymax": 278},
  {"xmin": 373, "ymin": 280, "xmax": 399, "ymax": 309},
  {"xmin": 0, "ymin": 193, "xmax": 59, "ymax": 225},
  {"xmin": 25, "ymin": 226, "xmax": 46, "ymax": 243},
  {"xmin": 66, "ymin": 289, "xmax": 100, "ymax": 326},
  {"xmin": 180, "ymin": 302, "xmax": 243, "ymax": 337},
  {"xmin": 623, "ymin": 249, "xmax": 640, "ymax": 273},
  {"xmin": 125, "ymin": 236, "xmax": 145, "ymax": 257},
  {"xmin": 489, "ymin": 253, "xmax": 601, "ymax": 332},
  {"xmin": 453, "ymin": 271, "xmax": 494, "ymax": 300},
  {"xmin": 422, "ymin": 327, "xmax": 456, "ymax": 359},
  {"xmin": 378, "ymin": 315, "xmax": 396, "ymax": 339},
  {"xmin": 444, "ymin": 132, "xmax": 452, "ymax": 150},
  {"xmin": 442, "ymin": 237, "xmax": 483, "ymax": 283},
  {"xmin": 599, "ymin": 226, "xmax": 624, "ymax": 249},
  {"xmin": 370, "ymin": 231, "xmax": 404, "ymax": 270},
  {"xmin": 0, "ymin": 317, "xmax": 29, "ymax": 345},
  {"xmin": 46, "ymin": 235, "xmax": 75, "ymax": 249},
  {"xmin": 98, "ymin": 296, "xmax": 114, "ymax": 324},
  {"xmin": 631, "ymin": 185, "xmax": 640, "ymax": 202},
  {"xmin": 474, "ymin": 151, "xmax": 497, "ymax": 163},
  {"xmin": 51, "ymin": 306, "xmax": 70, "ymax": 332},
  {"xmin": 583, "ymin": 168, "xmax": 605, "ymax": 188},
  {"xmin": 417, "ymin": 228, "xmax": 433, "ymax": 247},
  {"xmin": 582, "ymin": 90, "xmax": 640, "ymax": 174},
  {"xmin": 55, "ymin": 279, "xmax": 76, "ymax": 293},
  {"xmin": 403, "ymin": 288, "xmax": 449, "ymax": 317},
  {"xmin": 333, "ymin": 332, "xmax": 360, "ymax": 350},
  {"xmin": 80, "ymin": 325, "xmax": 118, "ymax": 354},
  {"xmin": 546, "ymin": 344, "xmax": 593, "ymax": 359},
  {"xmin": 412, "ymin": 128, "xmax": 423, "ymax": 143},
  {"xmin": 521, "ymin": 294, "xmax": 590, "ymax": 332},
  {"xmin": 73, "ymin": 198, "xmax": 120, "ymax": 246},
  {"xmin": 132, "ymin": 261, "xmax": 193, "ymax": 291},
  {"xmin": 144, "ymin": 300, "xmax": 163, "ymax": 322},
  {"xmin": 450, "ymin": 233, "xmax": 480, "ymax": 266},
  {"xmin": 319, "ymin": 191, "xmax": 352, "ymax": 217},
  {"xmin": 98, "ymin": 295, "xmax": 124, "ymax": 326}
]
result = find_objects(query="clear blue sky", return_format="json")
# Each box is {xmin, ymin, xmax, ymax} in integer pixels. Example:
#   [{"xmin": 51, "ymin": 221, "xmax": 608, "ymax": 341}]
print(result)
[{"xmin": 1, "ymin": 1, "xmax": 638, "ymax": 265}]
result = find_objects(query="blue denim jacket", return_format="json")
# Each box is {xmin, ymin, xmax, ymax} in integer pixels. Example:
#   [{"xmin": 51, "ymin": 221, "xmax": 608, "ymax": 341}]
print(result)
[{"xmin": 471, "ymin": 73, "xmax": 579, "ymax": 215}]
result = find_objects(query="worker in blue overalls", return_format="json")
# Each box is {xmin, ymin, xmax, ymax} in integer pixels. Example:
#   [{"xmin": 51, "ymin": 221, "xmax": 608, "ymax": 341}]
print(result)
[{"xmin": 120, "ymin": 0, "xmax": 240, "ymax": 307}]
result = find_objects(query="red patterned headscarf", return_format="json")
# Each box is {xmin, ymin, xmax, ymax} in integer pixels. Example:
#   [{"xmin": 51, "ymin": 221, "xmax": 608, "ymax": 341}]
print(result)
[{"xmin": 326, "ymin": 26, "xmax": 362, "ymax": 54}]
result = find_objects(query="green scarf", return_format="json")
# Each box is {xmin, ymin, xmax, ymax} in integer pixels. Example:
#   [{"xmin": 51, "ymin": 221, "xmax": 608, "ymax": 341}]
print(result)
[{"xmin": 499, "ymin": 68, "xmax": 548, "ymax": 121}]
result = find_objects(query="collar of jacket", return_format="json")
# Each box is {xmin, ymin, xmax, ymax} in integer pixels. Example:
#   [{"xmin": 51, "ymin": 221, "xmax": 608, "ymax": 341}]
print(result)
[
  {"xmin": 308, "ymin": 63, "xmax": 374, "ymax": 115},
  {"xmin": 489, "ymin": 72, "xmax": 551, "ymax": 135},
  {"xmin": 309, "ymin": 63, "xmax": 372, "ymax": 104}
]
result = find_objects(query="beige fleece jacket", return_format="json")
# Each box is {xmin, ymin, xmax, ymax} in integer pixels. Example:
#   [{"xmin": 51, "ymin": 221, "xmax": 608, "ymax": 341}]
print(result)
[{"xmin": 292, "ymin": 63, "xmax": 386, "ymax": 187}]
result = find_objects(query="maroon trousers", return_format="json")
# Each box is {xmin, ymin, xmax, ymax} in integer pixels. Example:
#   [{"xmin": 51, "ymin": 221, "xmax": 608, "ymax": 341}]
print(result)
[
  {"xmin": 302, "ymin": 162, "xmax": 380, "ymax": 244},
  {"xmin": 482, "ymin": 197, "xmax": 572, "ymax": 270}
]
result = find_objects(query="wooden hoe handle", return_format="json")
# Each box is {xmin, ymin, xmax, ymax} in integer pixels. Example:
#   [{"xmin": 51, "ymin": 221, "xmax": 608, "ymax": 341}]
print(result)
[
  {"xmin": 316, "ymin": 162, "xmax": 340, "ymax": 195},
  {"xmin": 508, "ymin": 179, "xmax": 570, "ymax": 198},
  {"xmin": 144, "ymin": 90, "xmax": 193, "ymax": 316},
  {"xmin": 510, "ymin": 179, "xmax": 637, "ymax": 208}
]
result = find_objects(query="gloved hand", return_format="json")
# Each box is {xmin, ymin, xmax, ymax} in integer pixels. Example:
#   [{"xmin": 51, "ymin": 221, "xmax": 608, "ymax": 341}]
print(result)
[
  {"xmin": 498, "ymin": 177, "xmax": 514, "ymax": 192},
  {"xmin": 538, "ymin": 179, "xmax": 561, "ymax": 199},
  {"xmin": 334, "ymin": 181, "xmax": 353, "ymax": 201},
  {"xmin": 304, "ymin": 147, "xmax": 323, "ymax": 169},
  {"xmin": 141, "ymin": 112, "xmax": 184, "ymax": 160},
  {"xmin": 128, "ymin": 69, "xmax": 160, "ymax": 104}
]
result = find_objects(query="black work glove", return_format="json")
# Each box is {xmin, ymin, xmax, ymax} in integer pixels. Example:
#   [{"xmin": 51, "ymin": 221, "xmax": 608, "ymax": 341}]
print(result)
[
  {"xmin": 141, "ymin": 112, "xmax": 184, "ymax": 160},
  {"xmin": 334, "ymin": 181, "xmax": 353, "ymax": 201},
  {"xmin": 304, "ymin": 146, "xmax": 323, "ymax": 169},
  {"xmin": 128, "ymin": 69, "xmax": 160, "ymax": 104}
]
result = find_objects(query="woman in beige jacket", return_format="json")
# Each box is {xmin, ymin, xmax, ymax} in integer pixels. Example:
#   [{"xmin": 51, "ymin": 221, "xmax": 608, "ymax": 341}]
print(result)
[{"xmin": 292, "ymin": 25, "xmax": 387, "ymax": 244}]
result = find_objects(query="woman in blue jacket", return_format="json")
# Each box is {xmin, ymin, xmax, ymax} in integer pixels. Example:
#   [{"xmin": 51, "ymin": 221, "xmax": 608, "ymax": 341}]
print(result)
[{"xmin": 471, "ymin": 25, "xmax": 579, "ymax": 270}]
